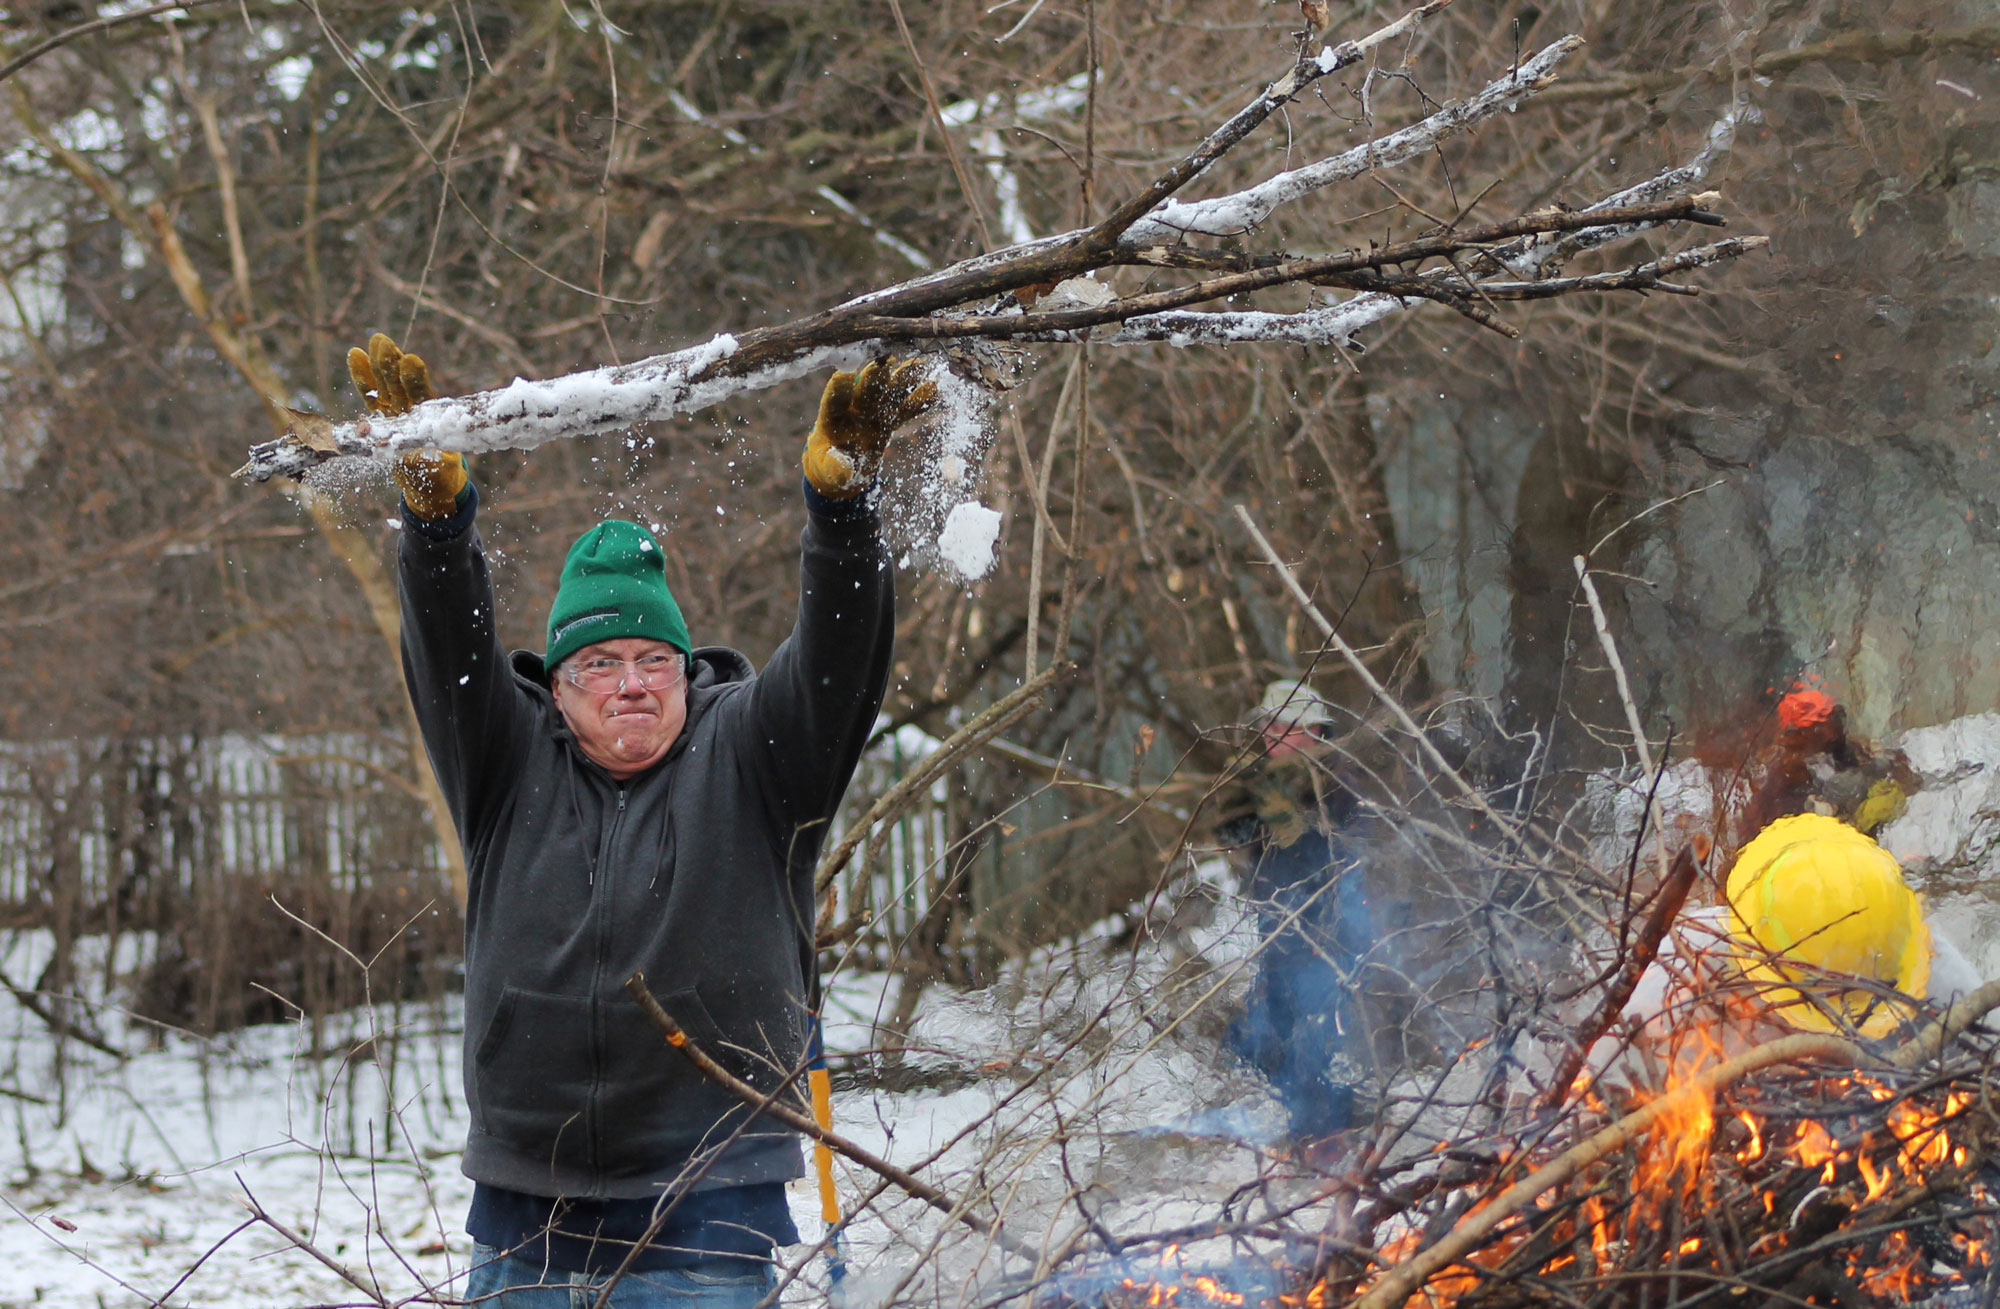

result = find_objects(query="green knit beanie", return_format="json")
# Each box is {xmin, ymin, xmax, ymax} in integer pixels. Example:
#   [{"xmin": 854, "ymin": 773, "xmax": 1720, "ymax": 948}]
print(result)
[{"xmin": 544, "ymin": 520, "xmax": 691, "ymax": 673}]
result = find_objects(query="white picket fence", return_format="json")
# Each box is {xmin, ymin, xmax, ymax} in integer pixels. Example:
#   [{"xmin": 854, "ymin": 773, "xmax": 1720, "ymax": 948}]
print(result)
[
  {"xmin": 0, "ymin": 734, "xmax": 437, "ymax": 910},
  {"xmin": 0, "ymin": 727, "xmax": 959, "ymax": 961}
]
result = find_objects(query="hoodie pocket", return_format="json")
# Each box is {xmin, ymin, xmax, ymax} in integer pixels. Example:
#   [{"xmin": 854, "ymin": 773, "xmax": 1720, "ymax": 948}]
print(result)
[
  {"xmin": 599, "ymin": 986, "xmax": 743, "ymax": 1161},
  {"xmin": 472, "ymin": 987, "xmax": 596, "ymax": 1167}
]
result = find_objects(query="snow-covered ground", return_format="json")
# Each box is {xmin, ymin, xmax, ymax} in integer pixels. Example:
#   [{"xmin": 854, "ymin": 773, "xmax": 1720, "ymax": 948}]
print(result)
[{"xmin": 0, "ymin": 894, "xmax": 1290, "ymax": 1308}]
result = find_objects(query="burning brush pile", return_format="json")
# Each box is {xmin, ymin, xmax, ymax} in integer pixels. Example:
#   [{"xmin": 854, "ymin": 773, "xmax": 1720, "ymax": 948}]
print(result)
[
  {"xmin": 1352, "ymin": 1036, "xmax": 2000, "ymax": 1308},
  {"xmin": 1022, "ymin": 982, "xmax": 2000, "ymax": 1309},
  {"xmin": 1037, "ymin": 711, "xmax": 2000, "ymax": 1309},
  {"xmin": 992, "ymin": 821, "xmax": 2000, "ymax": 1309}
]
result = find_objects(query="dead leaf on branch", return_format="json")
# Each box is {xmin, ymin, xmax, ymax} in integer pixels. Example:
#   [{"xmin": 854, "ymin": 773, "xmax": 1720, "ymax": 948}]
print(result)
[{"xmin": 283, "ymin": 408, "xmax": 339, "ymax": 455}]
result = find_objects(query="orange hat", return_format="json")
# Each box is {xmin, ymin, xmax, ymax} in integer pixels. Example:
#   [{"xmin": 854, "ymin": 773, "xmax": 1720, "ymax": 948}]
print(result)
[{"xmin": 1777, "ymin": 681, "xmax": 1836, "ymax": 731}]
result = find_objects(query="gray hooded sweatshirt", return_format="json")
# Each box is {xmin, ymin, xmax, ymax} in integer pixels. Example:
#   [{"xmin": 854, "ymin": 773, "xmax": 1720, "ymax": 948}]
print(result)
[{"xmin": 398, "ymin": 486, "xmax": 891, "ymax": 1200}]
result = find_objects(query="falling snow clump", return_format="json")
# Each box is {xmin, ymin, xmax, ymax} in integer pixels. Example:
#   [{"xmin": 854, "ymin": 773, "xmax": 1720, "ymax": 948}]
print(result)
[
  {"xmin": 936, "ymin": 501, "xmax": 1002, "ymax": 582},
  {"xmin": 875, "ymin": 356, "xmax": 1003, "ymax": 574}
]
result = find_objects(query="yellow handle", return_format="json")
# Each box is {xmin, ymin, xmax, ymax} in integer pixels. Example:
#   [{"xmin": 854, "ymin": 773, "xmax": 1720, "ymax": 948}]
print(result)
[{"xmin": 809, "ymin": 1066, "xmax": 841, "ymax": 1225}]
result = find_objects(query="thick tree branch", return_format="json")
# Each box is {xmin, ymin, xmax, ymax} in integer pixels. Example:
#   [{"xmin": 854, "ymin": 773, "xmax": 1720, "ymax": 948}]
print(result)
[{"xmin": 234, "ymin": 17, "xmax": 1759, "ymax": 483}]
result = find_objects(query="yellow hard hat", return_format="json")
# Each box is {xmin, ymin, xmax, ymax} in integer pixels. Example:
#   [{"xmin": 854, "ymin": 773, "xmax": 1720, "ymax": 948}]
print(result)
[{"xmin": 1723, "ymin": 813, "xmax": 1930, "ymax": 1036}]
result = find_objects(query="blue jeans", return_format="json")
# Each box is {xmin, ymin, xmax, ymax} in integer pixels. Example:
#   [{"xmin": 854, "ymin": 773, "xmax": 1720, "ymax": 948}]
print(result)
[{"xmin": 464, "ymin": 1244, "xmax": 777, "ymax": 1308}]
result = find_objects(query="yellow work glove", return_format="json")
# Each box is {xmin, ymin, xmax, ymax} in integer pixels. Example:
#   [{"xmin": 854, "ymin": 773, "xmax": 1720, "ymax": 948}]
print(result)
[
  {"xmin": 347, "ymin": 331, "xmax": 465, "ymax": 521},
  {"xmin": 1851, "ymin": 778, "xmax": 1909, "ymax": 835},
  {"xmin": 802, "ymin": 357, "xmax": 938, "ymax": 499}
]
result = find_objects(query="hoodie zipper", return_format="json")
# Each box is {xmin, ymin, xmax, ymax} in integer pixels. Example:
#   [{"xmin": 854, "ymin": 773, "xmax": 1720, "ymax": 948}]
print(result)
[{"xmin": 586, "ymin": 785, "xmax": 626, "ymax": 1178}]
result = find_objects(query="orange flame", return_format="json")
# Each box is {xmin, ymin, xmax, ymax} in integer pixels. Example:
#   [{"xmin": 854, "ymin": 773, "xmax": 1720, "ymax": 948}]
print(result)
[
  {"xmin": 1790, "ymin": 1119, "xmax": 1840, "ymax": 1184},
  {"xmin": 1349, "ymin": 1030, "xmax": 1986, "ymax": 1309},
  {"xmin": 1734, "ymin": 1111, "xmax": 1765, "ymax": 1164}
]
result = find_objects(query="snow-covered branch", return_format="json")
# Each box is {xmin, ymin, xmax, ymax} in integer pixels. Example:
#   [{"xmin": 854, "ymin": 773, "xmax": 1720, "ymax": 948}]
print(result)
[
  {"xmin": 235, "ymin": 3, "xmax": 1763, "ymax": 484},
  {"xmin": 1104, "ymin": 236, "xmax": 1768, "ymax": 348},
  {"xmin": 1122, "ymin": 37, "xmax": 1582, "ymax": 244}
]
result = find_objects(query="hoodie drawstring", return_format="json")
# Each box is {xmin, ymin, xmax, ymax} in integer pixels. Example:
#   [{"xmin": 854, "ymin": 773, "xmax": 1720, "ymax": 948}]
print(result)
[
  {"xmin": 650, "ymin": 755, "xmax": 682, "ymax": 891},
  {"xmin": 564, "ymin": 750, "xmax": 598, "ymax": 886}
]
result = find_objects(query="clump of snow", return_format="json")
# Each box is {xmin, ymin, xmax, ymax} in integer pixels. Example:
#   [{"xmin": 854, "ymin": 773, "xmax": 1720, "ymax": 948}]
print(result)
[
  {"xmin": 937, "ymin": 502, "xmax": 1002, "ymax": 581},
  {"xmin": 926, "ymin": 363, "xmax": 989, "ymax": 475},
  {"xmin": 874, "ymin": 358, "xmax": 1004, "ymax": 579},
  {"xmin": 1316, "ymin": 45, "xmax": 1341, "ymax": 73}
]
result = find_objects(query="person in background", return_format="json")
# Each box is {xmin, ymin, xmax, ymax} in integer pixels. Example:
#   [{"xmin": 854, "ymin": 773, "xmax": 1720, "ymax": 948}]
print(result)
[
  {"xmin": 1740, "ymin": 678, "xmax": 1917, "ymax": 840},
  {"xmin": 1598, "ymin": 813, "xmax": 1982, "ymax": 1088},
  {"xmin": 1219, "ymin": 678, "xmax": 1377, "ymax": 1142},
  {"xmin": 359, "ymin": 333, "xmax": 934, "ymax": 1306}
]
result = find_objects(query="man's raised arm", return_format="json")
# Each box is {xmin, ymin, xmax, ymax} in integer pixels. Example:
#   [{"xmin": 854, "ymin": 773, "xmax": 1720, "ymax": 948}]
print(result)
[
  {"xmin": 353, "ymin": 334, "xmax": 523, "ymax": 839},
  {"xmin": 747, "ymin": 360, "xmax": 938, "ymax": 829}
]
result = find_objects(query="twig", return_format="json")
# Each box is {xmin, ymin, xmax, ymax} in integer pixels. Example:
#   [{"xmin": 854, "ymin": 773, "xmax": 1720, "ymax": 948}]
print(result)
[
  {"xmin": 1892, "ymin": 976, "xmax": 2000, "ymax": 1071},
  {"xmin": 1023, "ymin": 358, "xmax": 1085, "ymax": 677},
  {"xmin": 1540, "ymin": 841, "xmax": 1702, "ymax": 1110},
  {"xmin": 0, "ymin": 1195, "xmax": 165, "ymax": 1307},
  {"xmin": 622, "ymin": 973, "xmax": 1038, "ymax": 1260},
  {"xmin": 1088, "ymin": 0, "xmax": 1458, "ymax": 245},
  {"xmin": 0, "ymin": 967, "xmax": 124, "ymax": 1058},
  {"xmin": 1467, "ymin": 237, "xmax": 1767, "ymax": 297},
  {"xmin": 146, "ymin": 1216, "xmax": 258, "ymax": 1308},
  {"xmin": 237, "ymin": 1178, "xmax": 390, "ymax": 1307},
  {"xmin": 1124, "ymin": 32, "xmax": 1575, "ymax": 245},
  {"xmin": 814, "ymin": 661, "xmax": 1069, "ymax": 895},
  {"xmin": 0, "ymin": 1, "xmax": 228, "ymax": 87},
  {"xmin": 1573, "ymin": 556, "xmax": 1653, "ymax": 776},
  {"xmin": 1573, "ymin": 553, "xmax": 1672, "ymax": 888},
  {"xmin": 1531, "ymin": 25, "xmax": 2000, "ymax": 108},
  {"xmin": 975, "ymin": 735, "xmax": 1192, "ymax": 822}
]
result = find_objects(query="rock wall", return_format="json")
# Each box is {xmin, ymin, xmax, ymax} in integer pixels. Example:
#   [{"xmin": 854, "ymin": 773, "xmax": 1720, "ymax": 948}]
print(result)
[{"xmin": 1375, "ymin": 24, "xmax": 2000, "ymax": 754}]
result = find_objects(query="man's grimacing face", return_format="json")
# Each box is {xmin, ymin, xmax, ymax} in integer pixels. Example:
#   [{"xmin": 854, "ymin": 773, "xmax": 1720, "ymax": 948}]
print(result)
[{"xmin": 550, "ymin": 637, "xmax": 689, "ymax": 780}]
